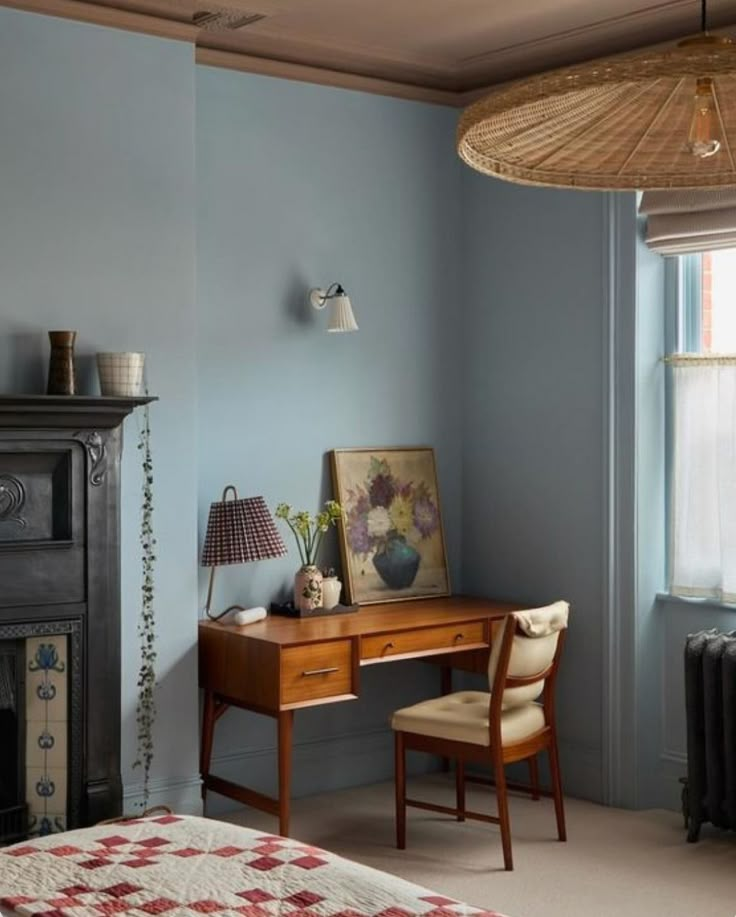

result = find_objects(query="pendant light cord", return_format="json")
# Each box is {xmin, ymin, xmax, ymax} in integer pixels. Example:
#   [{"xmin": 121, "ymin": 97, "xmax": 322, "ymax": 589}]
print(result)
[{"xmin": 701, "ymin": 0, "xmax": 707, "ymax": 33}]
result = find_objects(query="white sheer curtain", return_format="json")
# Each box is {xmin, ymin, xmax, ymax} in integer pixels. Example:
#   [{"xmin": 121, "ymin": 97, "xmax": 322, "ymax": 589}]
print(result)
[{"xmin": 671, "ymin": 356, "xmax": 736, "ymax": 603}]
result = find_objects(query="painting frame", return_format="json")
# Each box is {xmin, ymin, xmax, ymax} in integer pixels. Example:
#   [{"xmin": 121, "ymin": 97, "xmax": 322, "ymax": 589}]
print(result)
[{"xmin": 330, "ymin": 446, "xmax": 451, "ymax": 606}]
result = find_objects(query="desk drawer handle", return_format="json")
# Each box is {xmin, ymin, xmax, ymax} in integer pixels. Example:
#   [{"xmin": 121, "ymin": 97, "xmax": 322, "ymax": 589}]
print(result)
[
  {"xmin": 302, "ymin": 666, "xmax": 339, "ymax": 677},
  {"xmin": 453, "ymin": 633, "xmax": 465, "ymax": 642},
  {"xmin": 382, "ymin": 642, "xmax": 395, "ymax": 653}
]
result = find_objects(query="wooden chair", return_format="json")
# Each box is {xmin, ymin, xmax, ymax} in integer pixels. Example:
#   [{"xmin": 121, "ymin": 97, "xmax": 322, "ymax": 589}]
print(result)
[{"xmin": 392, "ymin": 601, "xmax": 569, "ymax": 871}]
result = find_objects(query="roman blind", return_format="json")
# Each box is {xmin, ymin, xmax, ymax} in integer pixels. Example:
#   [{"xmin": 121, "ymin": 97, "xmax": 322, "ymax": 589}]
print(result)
[{"xmin": 640, "ymin": 189, "xmax": 736, "ymax": 255}]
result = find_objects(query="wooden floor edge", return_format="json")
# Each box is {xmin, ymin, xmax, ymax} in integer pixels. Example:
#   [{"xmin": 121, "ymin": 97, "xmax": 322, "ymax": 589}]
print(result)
[
  {"xmin": 195, "ymin": 47, "xmax": 464, "ymax": 108},
  {"xmin": 0, "ymin": 0, "xmax": 197, "ymax": 42}
]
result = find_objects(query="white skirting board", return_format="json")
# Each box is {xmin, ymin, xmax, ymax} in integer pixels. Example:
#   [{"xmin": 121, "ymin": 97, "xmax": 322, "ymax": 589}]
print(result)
[{"xmin": 122, "ymin": 774, "xmax": 203, "ymax": 816}]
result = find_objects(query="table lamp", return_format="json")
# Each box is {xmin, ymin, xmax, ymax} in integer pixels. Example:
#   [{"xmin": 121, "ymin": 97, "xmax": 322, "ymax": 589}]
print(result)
[{"xmin": 201, "ymin": 485, "xmax": 287, "ymax": 620}]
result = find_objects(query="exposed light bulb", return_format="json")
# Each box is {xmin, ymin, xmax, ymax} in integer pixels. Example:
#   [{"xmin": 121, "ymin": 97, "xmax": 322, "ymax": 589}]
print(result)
[{"xmin": 686, "ymin": 77, "xmax": 722, "ymax": 158}]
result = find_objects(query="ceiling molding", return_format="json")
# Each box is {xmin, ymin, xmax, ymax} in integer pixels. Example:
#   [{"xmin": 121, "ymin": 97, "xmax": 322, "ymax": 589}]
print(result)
[
  {"xmin": 197, "ymin": 29, "xmax": 459, "ymax": 92},
  {"xmin": 4, "ymin": 0, "xmax": 736, "ymax": 109},
  {"xmin": 195, "ymin": 47, "xmax": 460, "ymax": 107},
  {"xmin": 455, "ymin": 2, "xmax": 736, "ymax": 88},
  {"xmin": 458, "ymin": 0, "xmax": 695, "ymax": 68},
  {"xmin": 0, "ymin": 0, "xmax": 197, "ymax": 40}
]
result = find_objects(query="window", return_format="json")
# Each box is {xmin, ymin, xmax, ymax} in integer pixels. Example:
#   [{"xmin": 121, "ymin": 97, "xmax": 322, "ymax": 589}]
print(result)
[
  {"xmin": 668, "ymin": 248, "xmax": 736, "ymax": 604},
  {"xmin": 677, "ymin": 249, "xmax": 736, "ymax": 353}
]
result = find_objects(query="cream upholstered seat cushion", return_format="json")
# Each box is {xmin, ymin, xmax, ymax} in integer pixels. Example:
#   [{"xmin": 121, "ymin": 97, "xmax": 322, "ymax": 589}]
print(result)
[
  {"xmin": 391, "ymin": 603, "xmax": 568, "ymax": 749},
  {"xmin": 391, "ymin": 690, "xmax": 546, "ymax": 747}
]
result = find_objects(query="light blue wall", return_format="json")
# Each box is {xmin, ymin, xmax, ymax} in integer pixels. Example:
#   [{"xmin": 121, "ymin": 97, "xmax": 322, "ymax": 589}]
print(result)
[
  {"xmin": 632, "ymin": 214, "xmax": 667, "ymax": 808},
  {"xmin": 0, "ymin": 7, "xmax": 691, "ymax": 817},
  {"xmin": 459, "ymin": 173, "xmax": 609, "ymax": 800},
  {"xmin": 195, "ymin": 66, "xmax": 464, "ymax": 806},
  {"xmin": 0, "ymin": 8, "xmax": 200, "ymax": 809}
]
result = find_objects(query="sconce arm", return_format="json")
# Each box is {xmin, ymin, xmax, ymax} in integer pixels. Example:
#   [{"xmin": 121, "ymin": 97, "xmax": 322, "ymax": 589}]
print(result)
[{"xmin": 310, "ymin": 282, "xmax": 344, "ymax": 310}]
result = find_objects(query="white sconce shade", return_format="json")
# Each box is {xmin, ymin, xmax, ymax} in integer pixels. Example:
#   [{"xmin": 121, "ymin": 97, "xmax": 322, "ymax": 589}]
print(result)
[
  {"xmin": 326, "ymin": 291, "xmax": 358, "ymax": 332},
  {"xmin": 309, "ymin": 283, "xmax": 359, "ymax": 333}
]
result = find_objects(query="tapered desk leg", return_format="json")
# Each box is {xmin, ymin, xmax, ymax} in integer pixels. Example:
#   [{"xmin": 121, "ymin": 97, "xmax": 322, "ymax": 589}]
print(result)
[
  {"xmin": 200, "ymin": 690, "xmax": 217, "ymax": 802},
  {"xmin": 278, "ymin": 710, "xmax": 294, "ymax": 837},
  {"xmin": 440, "ymin": 665, "xmax": 452, "ymax": 772}
]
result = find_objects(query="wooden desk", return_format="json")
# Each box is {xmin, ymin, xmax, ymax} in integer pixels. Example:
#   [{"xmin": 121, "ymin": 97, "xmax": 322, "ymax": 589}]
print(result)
[{"xmin": 198, "ymin": 595, "xmax": 518, "ymax": 836}]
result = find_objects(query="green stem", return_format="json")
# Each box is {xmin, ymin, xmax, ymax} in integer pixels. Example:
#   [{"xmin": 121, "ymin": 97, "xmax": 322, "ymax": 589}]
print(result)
[
  {"xmin": 286, "ymin": 520, "xmax": 306, "ymax": 565},
  {"xmin": 311, "ymin": 530, "xmax": 324, "ymax": 567},
  {"xmin": 306, "ymin": 523, "xmax": 318, "ymax": 565}
]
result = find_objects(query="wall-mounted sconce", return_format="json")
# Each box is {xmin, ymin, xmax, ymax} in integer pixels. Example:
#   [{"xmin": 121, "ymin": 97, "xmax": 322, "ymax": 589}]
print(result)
[{"xmin": 309, "ymin": 283, "xmax": 359, "ymax": 333}]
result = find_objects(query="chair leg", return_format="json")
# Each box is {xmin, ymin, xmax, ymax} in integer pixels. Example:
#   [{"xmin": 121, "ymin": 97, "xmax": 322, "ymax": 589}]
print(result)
[
  {"xmin": 492, "ymin": 750, "xmax": 513, "ymax": 871},
  {"xmin": 456, "ymin": 760, "xmax": 466, "ymax": 821},
  {"xmin": 395, "ymin": 731, "xmax": 406, "ymax": 850},
  {"xmin": 528, "ymin": 754, "xmax": 540, "ymax": 801},
  {"xmin": 548, "ymin": 734, "xmax": 567, "ymax": 842}
]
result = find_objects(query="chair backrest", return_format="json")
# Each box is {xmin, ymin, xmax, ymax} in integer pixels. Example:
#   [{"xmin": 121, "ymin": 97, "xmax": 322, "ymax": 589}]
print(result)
[{"xmin": 487, "ymin": 601, "xmax": 569, "ymax": 711}]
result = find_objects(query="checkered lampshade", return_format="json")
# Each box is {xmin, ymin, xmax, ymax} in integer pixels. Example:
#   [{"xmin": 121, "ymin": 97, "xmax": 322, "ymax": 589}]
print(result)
[{"xmin": 201, "ymin": 487, "xmax": 287, "ymax": 567}]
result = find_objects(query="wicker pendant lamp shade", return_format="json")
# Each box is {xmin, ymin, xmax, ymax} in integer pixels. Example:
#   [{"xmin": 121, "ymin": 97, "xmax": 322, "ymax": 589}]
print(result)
[{"xmin": 457, "ymin": 35, "xmax": 736, "ymax": 191}]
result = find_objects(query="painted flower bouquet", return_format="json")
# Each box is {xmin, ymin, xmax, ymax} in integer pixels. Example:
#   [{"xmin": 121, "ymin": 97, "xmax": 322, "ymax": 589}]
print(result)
[{"xmin": 345, "ymin": 456, "xmax": 440, "ymax": 589}]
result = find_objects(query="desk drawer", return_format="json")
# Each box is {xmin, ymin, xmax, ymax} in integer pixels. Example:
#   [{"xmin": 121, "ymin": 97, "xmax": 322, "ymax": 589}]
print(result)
[
  {"xmin": 361, "ymin": 621, "xmax": 486, "ymax": 662},
  {"xmin": 281, "ymin": 640, "xmax": 354, "ymax": 706}
]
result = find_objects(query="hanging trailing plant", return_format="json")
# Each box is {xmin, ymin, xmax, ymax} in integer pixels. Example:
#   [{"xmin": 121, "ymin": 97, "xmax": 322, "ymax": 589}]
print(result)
[{"xmin": 133, "ymin": 401, "xmax": 157, "ymax": 808}]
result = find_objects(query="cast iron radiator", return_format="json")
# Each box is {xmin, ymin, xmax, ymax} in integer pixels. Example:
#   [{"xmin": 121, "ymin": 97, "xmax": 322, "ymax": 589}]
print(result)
[{"xmin": 683, "ymin": 629, "xmax": 736, "ymax": 842}]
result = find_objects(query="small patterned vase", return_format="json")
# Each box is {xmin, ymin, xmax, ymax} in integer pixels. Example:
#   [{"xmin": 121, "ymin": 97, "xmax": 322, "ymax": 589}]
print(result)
[
  {"xmin": 294, "ymin": 565, "xmax": 323, "ymax": 612},
  {"xmin": 321, "ymin": 576, "xmax": 342, "ymax": 610}
]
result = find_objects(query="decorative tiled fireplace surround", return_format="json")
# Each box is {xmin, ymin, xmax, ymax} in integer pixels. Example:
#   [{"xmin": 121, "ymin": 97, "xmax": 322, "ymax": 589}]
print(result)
[{"xmin": 0, "ymin": 619, "xmax": 82, "ymax": 840}]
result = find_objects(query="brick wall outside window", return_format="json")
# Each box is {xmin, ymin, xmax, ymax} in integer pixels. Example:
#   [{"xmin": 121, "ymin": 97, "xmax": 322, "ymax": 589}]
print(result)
[{"xmin": 702, "ymin": 252, "xmax": 713, "ymax": 352}]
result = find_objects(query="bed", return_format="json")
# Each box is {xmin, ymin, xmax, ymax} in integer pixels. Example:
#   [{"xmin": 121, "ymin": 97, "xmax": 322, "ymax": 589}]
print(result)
[{"xmin": 0, "ymin": 814, "xmax": 506, "ymax": 917}]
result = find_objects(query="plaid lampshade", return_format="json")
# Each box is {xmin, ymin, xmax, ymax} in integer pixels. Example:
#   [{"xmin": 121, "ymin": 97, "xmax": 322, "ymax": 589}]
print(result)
[{"xmin": 201, "ymin": 489, "xmax": 287, "ymax": 567}]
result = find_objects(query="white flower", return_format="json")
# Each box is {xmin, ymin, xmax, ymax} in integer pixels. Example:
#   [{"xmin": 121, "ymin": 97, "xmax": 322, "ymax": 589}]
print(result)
[{"xmin": 367, "ymin": 506, "xmax": 391, "ymax": 538}]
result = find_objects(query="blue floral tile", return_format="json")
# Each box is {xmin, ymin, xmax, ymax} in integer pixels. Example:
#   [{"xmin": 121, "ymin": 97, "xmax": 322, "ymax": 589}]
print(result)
[
  {"xmin": 26, "ymin": 719, "xmax": 67, "ymax": 769},
  {"xmin": 24, "ymin": 636, "xmax": 69, "ymax": 834}
]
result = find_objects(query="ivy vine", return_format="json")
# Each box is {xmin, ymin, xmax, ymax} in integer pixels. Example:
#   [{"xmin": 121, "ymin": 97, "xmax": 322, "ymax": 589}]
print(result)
[{"xmin": 133, "ymin": 401, "xmax": 157, "ymax": 808}]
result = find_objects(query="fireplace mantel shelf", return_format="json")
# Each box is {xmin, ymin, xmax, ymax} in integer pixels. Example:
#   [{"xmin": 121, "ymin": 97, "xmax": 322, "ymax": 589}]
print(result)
[{"xmin": 0, "ymin": 395, "xmax": 158, "ymax": 428}]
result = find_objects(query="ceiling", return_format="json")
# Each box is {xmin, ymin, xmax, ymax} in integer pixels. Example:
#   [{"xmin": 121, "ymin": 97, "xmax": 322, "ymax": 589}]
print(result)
[{"xmin": 9, "ymin": 0, "xmax": 736, "ymax": 103}]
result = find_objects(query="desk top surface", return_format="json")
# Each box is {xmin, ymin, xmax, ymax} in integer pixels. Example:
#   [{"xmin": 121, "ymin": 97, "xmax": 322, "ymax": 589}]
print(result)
[{"xmin": 198, "ymin": 595, "xmax": 520, "ymax": 646}]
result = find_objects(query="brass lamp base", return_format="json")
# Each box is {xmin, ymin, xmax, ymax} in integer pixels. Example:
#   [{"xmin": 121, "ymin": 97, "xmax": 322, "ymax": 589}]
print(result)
[{"xmin": 204, "ymin": 565, "xmax": 247, "ymax": 621}]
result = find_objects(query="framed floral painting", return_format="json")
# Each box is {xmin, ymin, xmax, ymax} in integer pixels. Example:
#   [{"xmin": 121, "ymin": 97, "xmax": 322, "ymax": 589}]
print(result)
[{"xmin": 330, "ymin": 447, "xmax": 450, "ymax": 605}]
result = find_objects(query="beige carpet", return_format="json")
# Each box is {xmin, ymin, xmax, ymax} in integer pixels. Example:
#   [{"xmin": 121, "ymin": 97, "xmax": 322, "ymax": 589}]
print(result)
[{"xmin": 220, "ymin": 774, "xmax": 736, "ymax": 917}]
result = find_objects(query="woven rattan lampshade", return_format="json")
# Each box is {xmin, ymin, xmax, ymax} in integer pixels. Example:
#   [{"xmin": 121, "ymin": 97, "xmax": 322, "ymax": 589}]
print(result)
[{"xmin": 458, "ymin": 35, "xmax": 736, "ymax": 191}]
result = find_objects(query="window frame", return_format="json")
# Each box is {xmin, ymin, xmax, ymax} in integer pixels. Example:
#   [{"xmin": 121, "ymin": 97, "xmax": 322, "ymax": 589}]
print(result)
[{"xmin": 663, "ymin": 248, "xmax": 736, "ymax": 605}]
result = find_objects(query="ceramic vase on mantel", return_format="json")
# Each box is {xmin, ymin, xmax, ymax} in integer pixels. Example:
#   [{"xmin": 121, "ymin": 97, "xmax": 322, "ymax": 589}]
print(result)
[
  {"xmin": 294, "ymin": 565, "xmax": 323, "ymax": 612},
  {"xmin": 47, "ymin": 331, "xmax": 77, "ymax": 395},
  {"xmin": 96, "ymin": 352, "xmax": 145, "ymax": 397}
]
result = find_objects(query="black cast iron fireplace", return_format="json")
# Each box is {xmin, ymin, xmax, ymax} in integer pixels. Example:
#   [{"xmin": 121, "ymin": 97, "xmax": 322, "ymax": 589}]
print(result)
[
  {"xmin": 0, "ymin": 395, "xmax": 153, "ymax": 841},
  {"xmin": 0, "ymin": 640, "xmax": 26, "ymax": 843}
]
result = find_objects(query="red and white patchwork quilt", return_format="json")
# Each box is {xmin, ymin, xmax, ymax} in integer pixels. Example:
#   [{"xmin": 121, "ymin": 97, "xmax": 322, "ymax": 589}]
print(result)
[{"xmin": 0, "ymin": 815, "xmax": 506, "ymax": 917}]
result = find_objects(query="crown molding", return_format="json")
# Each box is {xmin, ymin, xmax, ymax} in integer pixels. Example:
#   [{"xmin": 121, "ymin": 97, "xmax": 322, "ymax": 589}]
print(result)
[
  {"xmin": 7, "ymin": 0, "xmax": 734, "ymax": 110},
  {"xmin": 199, "ymin": 22, "xmax": 458, "ymax": 89},
  {"xmin": 458, "ymin": 0, "xmax": 695, "ymax": 72},
  {"xmin": 195, "ymin": 47, "xmax": 460, "ymax": 107},
  {"xmin": 0, "ymin": 0, "xmax": 197, "ymax": 41}
]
